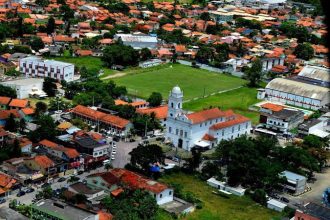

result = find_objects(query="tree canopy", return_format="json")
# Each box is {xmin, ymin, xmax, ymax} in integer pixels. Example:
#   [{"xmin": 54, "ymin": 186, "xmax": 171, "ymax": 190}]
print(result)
[
  {"xmin": 129, "ymin": 144, "xmax": 165, "ymax": 173},
  {"xmin": 147, "ymin": 92, "xmax": 163, "ymax": 107},
  {"xmin": 0, "ymin": 84, "xmax": 17, "ymax": 98},
  {"xmin": 102, "ymin": 44, "xmax": 139, "ymax": 67},
  {"xmin": 244, "ymin": 58, "xmax": 262, "ymax": 87},
  {"xmin": 294, "ymin": 43, "xmax": 314, "ymax": 60}
]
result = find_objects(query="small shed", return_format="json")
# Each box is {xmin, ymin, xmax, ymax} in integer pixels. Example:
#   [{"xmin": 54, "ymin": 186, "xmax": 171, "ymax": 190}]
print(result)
[{"xmin": 267, "ymin": 199, "xmax": 287, "ymax": 212}]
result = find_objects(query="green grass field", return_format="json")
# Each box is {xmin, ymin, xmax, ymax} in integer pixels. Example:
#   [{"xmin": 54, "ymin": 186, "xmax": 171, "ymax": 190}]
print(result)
[
  {"xmin": 112, "ymin": 64, "xmax": 246, "ymax": 101},
  {"xmin": 157, "ymin": 173, "xmax": 282, "ymax": 220},
  {"xmin": 183, "ymin": 87, "xmax": 260, "ymax": 124},
  {"xmin": 53, "ymin": 56, "xmax": 114, "ymax": 77}
]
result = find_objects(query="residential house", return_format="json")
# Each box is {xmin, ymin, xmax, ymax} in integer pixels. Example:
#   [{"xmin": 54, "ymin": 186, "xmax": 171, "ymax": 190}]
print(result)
[
  {"xmin": 8, "ymin": 99, "xmax": 29, "ymax": 110},
  {"xmin": 0, "ymin": 172, "xmax": 19, "ymax": 198},
  {"xmin": 0, "ymin": 97, "xmax": 11, "ymax": 110},
  {"xmin": 0, "ymin": 109, "xmax": 21, "ymax": 126},
  {"xmin": 19, "ymin": 137, "xmax": 32, "ymax": 154},
  {"xmin": 87, "ymin": 169, "xmax": 174, "ymax": 205},
  {"xmin": 24, "ymin": 155, "xmax": 56, "ymax": 176},
  {"xmin": 19, "ymin": 108, "xmax": 35, "ymax": 122},
  {"xmin": 259, "ymin": 103, "xmax": 304, "ymax": 133}
]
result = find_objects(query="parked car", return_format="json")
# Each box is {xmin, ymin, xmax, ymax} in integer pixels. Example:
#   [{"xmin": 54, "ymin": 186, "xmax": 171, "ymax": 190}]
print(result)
[
  {"xmin": 112, "ymin": 150, "xmax": 117, "ymax": 154},
  {"xmin": 17, "ymin": 191, "xmax": 26, "ymax": 197},
  {"xmin": 77, "ymin": 170, "xmax": 84, "ymax": 175},
  {"xmin": 280, "ymin": 197, "xmax": 290, "ymax": 203},
  {"xmin": 58, "ymin": 177, "xmax": 66, "ymax": 182},
  {"xmin": 41, "ymin": 183, "xmax": 50, "ymax": 188},
  {"xmin": 24, "ymin": 188, "xmax": 35, "ymax": 193},
  {"xmin": 113, "ymin": 136, "xmax": 120, "ymax": 142},
  {"xmin": 0, "ymin": 198, "xmax": 6, "ymax": 204},
  {"xmin": 111, "ymin": 156, "xmax": 115, "ymax": 160}
]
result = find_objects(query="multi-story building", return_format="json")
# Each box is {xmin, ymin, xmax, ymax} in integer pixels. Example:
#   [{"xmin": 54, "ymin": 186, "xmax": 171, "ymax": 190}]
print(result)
[
  {"xmin": 165, "ymin": 86, "xmax": 251, "ymax": 151},
  {"xmin": 280, "ymin": 170, "xmax": 307, "ymax": 196},
  {"xmin": 19, "ymin": 56, "xmax": 74, "ymax": 82},
  {"xmin": 259, "ymin": 103, "xmax": 305, "ymax": 133}
]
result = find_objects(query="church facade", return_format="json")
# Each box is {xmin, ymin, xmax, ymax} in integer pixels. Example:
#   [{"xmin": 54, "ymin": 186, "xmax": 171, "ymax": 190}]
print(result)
[{"xmin": 165, "ymin": 86, "xmax": 252, "ymax": 151}]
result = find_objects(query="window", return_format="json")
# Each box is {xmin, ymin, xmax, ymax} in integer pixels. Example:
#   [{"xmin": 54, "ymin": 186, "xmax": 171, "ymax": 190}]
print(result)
[
  {"xmin": 232, "ymin": 127, "xmax": 234, "ymax": 132},
  {"xmin": 178, "ymin": 103, "xmax": 180, "ymax": 108},
  {"xmin": 169, "ymin": 127, "xmax": 172, "ymax": 133},
  {"xmin": 204, "ymin": 122, "xmax": 207, "ymax": 126},
  {"xmin": 222, "ymin": 130, "xmax": 224, "ymax": 136},
  {"xmin": 176, "ymin": 129, "xmax": 178, "ymax": 135},
  {"xmin": 171, "ymin": 102, "xmax": 173, "ymax": 108},
  {"xmin": 200, "ymin": 124, "xmax": 202, "ymax": 127},
  {"xmin": 184, "ymin": 132, "xmax": 187, "ymax": 138},
  {"xmin": 238, "ymin": 125, "xmax": 240, "ymax": 131},
  {"xmin": 160, "ymin": 194, "xmax": 162, "ymax": 198},
  {"xmin": 169, "ymin": 191, "xmax": 172, "ymax": 195},
  {"xmin": 180, "ymin": 130, "xmax": 183, "ymax": 136},
  {"xmin": 246, "ymin": 123, "xmax": 248, "ymax": 128}
]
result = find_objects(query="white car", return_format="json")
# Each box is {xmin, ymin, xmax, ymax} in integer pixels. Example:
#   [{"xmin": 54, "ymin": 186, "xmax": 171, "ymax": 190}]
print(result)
[
  {"xmin": 112, "ymin": 151, "xmax": 117, "ymax": 155},
  {"xmin": 111, "ymin": 156, "xmax": 115, "ymax": 160}
]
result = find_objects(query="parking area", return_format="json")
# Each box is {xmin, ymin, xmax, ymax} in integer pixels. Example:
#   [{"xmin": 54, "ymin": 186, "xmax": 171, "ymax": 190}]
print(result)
[{"xmin": 110, "ymin": 138, "xmax": 139, "ymax": 168}]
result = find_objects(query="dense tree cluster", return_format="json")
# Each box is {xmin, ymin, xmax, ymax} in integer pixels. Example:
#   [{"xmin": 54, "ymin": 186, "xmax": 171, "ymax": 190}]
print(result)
[
  {"xmin": 294, "ymin": 43, "xmax": 315, "ymax": 60},
  {"xmin": 0, "ymin": 84, "xmax": 17, "ymax": 98},
  {"xmin": 214, "ymin": 135, "xmax": 321, "ymax": 191},
  {"xmin": 102, "ymin": 43, "xmax": 139, "ymax": 67},
  {"xmin": 101, "ymin": 190, "xmax": 158, "ymax": 220},
  {"xmin": 129, "ymin": 144, "xmax": 165, "ymax": 173},
  {"xmin": 244, "ymin": 58, "xmax": 263, "ymax": 87}
]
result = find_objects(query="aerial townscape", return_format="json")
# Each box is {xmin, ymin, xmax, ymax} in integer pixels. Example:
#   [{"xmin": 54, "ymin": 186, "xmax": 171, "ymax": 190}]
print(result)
[{"xmin": 0, "ymin": 0, "xmax": 329, "ymax": 219}]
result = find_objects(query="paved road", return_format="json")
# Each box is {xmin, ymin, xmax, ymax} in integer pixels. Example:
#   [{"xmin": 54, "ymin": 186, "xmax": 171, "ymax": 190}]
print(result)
[{"xmin": 110, "ymin": 139, "xmax": 139, "ymax": 168}]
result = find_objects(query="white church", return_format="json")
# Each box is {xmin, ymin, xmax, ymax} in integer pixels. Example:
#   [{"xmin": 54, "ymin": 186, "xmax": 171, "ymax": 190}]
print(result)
[{"xmin": 165, "ymin": 86, "xmax": 252, "ymax": 151}]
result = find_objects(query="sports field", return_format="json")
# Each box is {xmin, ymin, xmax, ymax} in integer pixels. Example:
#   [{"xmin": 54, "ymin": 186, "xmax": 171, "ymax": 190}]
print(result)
[
  {"xmin": 112, "ymin": 64, "xmax": 246, "ymax": 101},
  {"xmin": 183, "ymin": 87, "xmax": 260, "ymax": 124}
]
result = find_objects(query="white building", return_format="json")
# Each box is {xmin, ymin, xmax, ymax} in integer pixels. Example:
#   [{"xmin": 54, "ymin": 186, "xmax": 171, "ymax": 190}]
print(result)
[
  {"xmin": 207, "ymin": 177, "xmax": 246, "ymax": 196},
  {"xmin": 165, "ymin": 86, "xmax": 252, "ymax": 151},
  {"xmin": 19, "ymin": 56, "xmax": 74, "ymax": 82},
  {"xmin": 265, "ymin": 78, "xmax": 330, "ymax": 110},
  {"xmin": 0, "ymin": 78, "xmax": 47, "ymax": 99},
  {"xmin": 267, "ymin": 199, "xmax": 287, "ymax": 212},
  {"xmin": 114, "ymin": 33, "xmax": 158, "ymax": 49},
  {"xmin": 259, "ymin": 103, "xmax": 305, "ymax": 133},
  {"xmin": 280, "ymin": 170, "xmax": 307, "ymax": 195}
]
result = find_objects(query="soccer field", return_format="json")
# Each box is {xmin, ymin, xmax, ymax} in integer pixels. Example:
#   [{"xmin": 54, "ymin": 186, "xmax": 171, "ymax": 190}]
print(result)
[{"xmin": 112, "ymin": 64, "xmax": 247, "ymax": 101}]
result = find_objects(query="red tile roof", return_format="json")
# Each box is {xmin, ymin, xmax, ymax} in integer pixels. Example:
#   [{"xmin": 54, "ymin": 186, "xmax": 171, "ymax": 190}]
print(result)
[
  {"xmin": 21, "ymin": 108, "xmax": 34, "ymax": 115},
  {"xmin": 32, "ymin": 155, "xmax": 55, "ymax": 169},
  {"xmin": 72, "ymin": 105, "xmax": 130, "ymax": 129},
  {"xmin": 0, "ymin": 173, "xmax": 17, "ymax": 189},
  {"xmin": 76, "ymin": 49, "xmax": 93, "ymax": 56},
  {"xmin": 39, "ymin": 139, "xmax": 59, "ymax": 148},
  {"xmin": 202, "ymin": 134, "xmax": 215, "ymax": 141},
  {"xmin": 110, "ymin": 168, "xmax": 169, "ymax": 194},
  {"xmin": 0, "ymin": 96, "xmax": 11, "ymax": 105},
  {"xmin": 187, "ymin": 108, "xmax": 232, "ymax": 124},
  {"xmin": 0, "ymin": 109, "xmax": 20, "ymax": 120},
  {"xmin": 210, "ymin": 114, "xmax": 250, "ymax": 130},
  {"xmin": 136, "ymin": 106, "xmax": 168, "ymax": 120},
  {"xmin": 111, "ymin": 188, "xmax": 124, "ymax": 197},
  {"xmin": 63, "ymin": 148, "xmax": 80, "ymax": 158},
  {"xmin": 98, "ymin": 211, "xmax": 113, "ymax": 220},
  {"xmin": 9, "ymin": 99, "xmax": 28, "ymax": 108},
  {"xmin": 260, "ymin": 103, "xmax": 284, "ymax": 112}
]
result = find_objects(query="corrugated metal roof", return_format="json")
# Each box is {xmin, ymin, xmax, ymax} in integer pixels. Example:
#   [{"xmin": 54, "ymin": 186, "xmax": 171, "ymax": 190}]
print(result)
[
  {"xmin": 266, "ymin": 78, "xmax": 330, "ymax": 101},
  {"xmin": 298, "ymin": 65, "xmax": 330, "ymax": 83}
]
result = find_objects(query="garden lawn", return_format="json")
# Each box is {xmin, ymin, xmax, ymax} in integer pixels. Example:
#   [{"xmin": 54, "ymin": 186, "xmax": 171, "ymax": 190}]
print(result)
[
  {"xmin": 183, "ymin": 87, "xmax": 260, "ymax": 124},
  {"xmin": 112, "ymin": 64, "xmax": 246, "ymax": 101},
  {"xmin": 53, "ymin": 56, "xmax": 114, "ymax": 77},
  {"xmin": 158, "ymin": 173, "xmax": 282, "ymax": 220}
]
